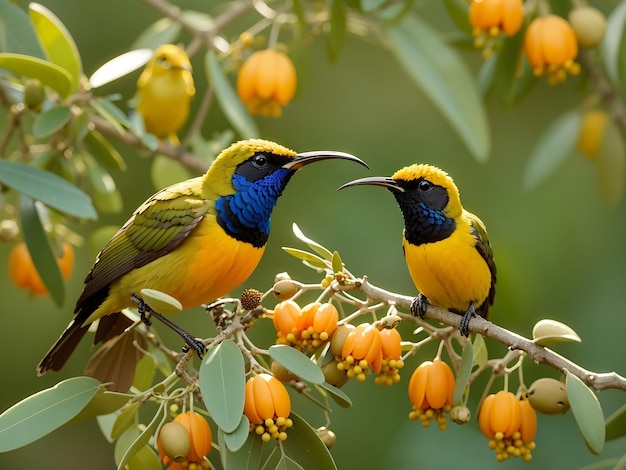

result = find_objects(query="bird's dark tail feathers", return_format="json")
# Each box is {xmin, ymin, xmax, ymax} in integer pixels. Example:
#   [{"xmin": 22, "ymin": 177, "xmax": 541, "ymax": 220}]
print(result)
[{"xmin": 36, "ymin": 320, "xmax": 90, "ymax": 375}]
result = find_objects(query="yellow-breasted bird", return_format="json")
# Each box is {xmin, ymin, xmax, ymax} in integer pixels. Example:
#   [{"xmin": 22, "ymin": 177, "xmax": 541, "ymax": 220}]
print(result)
[
  {"xmin": 37, "ymin": 139, "xmax": 367, "ymax": 378},
  {"xmin": 136, "ymin": 44, "xmax": 195, "ymax": 143},
  {"xmin": 340, "ymin": 164, "xmax": 496, "ymax": 336}
]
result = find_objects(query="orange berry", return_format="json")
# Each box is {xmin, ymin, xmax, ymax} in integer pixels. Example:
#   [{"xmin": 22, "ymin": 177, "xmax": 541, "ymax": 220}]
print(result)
[
  {"xmin": 272, "ymin": 300, "xmax": 300, "ymax": 336},
  {"xmin": 8, "ymin": 241, "xmax": 74, "ymax": 295},
  {"xmin": 172, "ymin": 412, "xmax": 212, "ymax": 463}
]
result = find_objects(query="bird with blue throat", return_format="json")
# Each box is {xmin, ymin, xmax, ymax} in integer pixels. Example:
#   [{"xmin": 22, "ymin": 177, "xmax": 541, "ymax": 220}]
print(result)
[
  {"xmin": 339, "ymin": 163, "xmax": 496, "ymax": 337},
  {"xmin": 37, "ymin": 139, "xmax": 367, "ymax": 387},
  {"xmin": 135, "ymin": 44, "xmax": 195, "ymax": 143}
]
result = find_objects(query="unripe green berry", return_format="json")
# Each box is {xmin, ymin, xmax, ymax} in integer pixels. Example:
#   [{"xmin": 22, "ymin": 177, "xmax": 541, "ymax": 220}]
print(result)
[
  {"xmin": 450, "ymin": 405, "xmax": 471, "ymax": 424},
  {"xmin": 315, "ymin": 426, "xmax": 336, "ymax": 448},
  {"xmin": 272, "ymin": 279, "xmax": 299, "ymax": 300},
  {"xmin": 23, "ymin": 78, "xmax": 45, "ymax": 110},
  {"xmin": 158, "ymin": 421, "xmax": 191, "ymax": 462},
  {"xmin": 526, "ymin": 377, "xmax": 570, "ymax": 414},
  {"xmin": 271, "ymin": 360, "xmax": 299, "ymax": 382},
  {"xmin": 568, "ymin": 6, "xmax": 607, "ymax": 48}
]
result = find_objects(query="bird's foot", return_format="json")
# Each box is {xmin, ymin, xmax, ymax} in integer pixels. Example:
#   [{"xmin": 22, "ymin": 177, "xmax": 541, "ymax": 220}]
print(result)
[
  {"xmin": 410, "ymin": 293, "xmax": 429, "ymax": 319},
  {"xmin": 131, "ymin": 292, "xmax": 152, "ymax": 326},
  {"xmin": 459, "ymin": 302, "xmax": 476, "ymax": 337}
]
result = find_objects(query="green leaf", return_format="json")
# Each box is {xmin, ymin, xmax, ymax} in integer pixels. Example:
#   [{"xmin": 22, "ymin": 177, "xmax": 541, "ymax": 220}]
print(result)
[
  {"xmin": 32, "ymin": 105, "xmax": 71, "ymax": 138},
  {"xmin": 89, "ymin": 49, "xmax": 153, "ymax": 88},
  {"xmin": 0, "ymin": 0, "xmax": 46, "ymax": 58},
  {"xmin": 140, "ymin": 288, "xmax": 182, "ymax": 315},
  {"xmin": 264, "ymin": 451, "xmax": 304, "ymax": 470},
  {"xmin": 326, "ymin": 0, "xmax": 347, "ymax": 63},
  {"xmin": 151, "ymin": 154, "xmax": 193, "ymax": 190},
  {"xmin": 605, "ymin": 403, "xmax": 626, "ymax": 441},
  {"xmin": 565, "ymin": 370, "xmax": 605, "ymax": 455},
  {"xmin": 472, "ymin": 333, "xmax": 488, "ymax": 367},
  {"xmin": 477, "ymin": 52, "xmax": 497, "ymax": 98},
  {"xmin": 0, "ymin": 52, "xmax": 72, "ymax": 97},
  {"xmin": 88, "ymin": 160, "xmax": 123, "ymax": 214},
  {"xmin": 443, "ymin": 0, "xmax": 472, "ymax": 35},
  {"xmin": 602, "ymin": 0, "xmax": 626, "ymax": 86},
  {"xmin": 84, "ymin": 129, "xmax": 127, "ymax": 172},
  {"xmin": 72, "ymin": 388, "xmax": 131, "ymax": 422},
  {"xmin": 124, "ymin": 444, "xmax": 161, "ymax": 470},
  {"xmin": 331, "ymin": 251, "xmax": 343, "ymax": 274},
  {"xmin": 532, "ymin": 319, "xmax": 581, "ymax": 346},
  {"xmin": 132, "ymin": 17, "xmax": 181, "ymax": 50},
  {"xmin": 317, "ymin": 382, "xmax": 352, "ymax": 408},
  {"xmin": 206, "ymin": 50, "xmax": 259, "ymax": 139},
  {"xmin": 115, "ymin": 407, "xmax": 164, "ymax": 470},
  {"xmin": 199, "ymin": 339, "xmax": 246, "ymax": 433},
  {"xmin": 19, "ymin": 195, "xmax": 64, "ymax": 304},
  {"xmin": 0, "ymin": 159, "xmax": 96, "ymax": 219},
  {"xmin": 523, "ymin": 111, "xmax": 581, "ymax": 191},
  {"xmin": 292, "ymin": 223, "xmax": 334, "ymax": 260},
  {"xmin": 282, "ymin": 248, "xmax": 328, "ymax": 269},
  {"xmin": 29, "ymin": 3, "xmax": 82, "ymax": 92},
  {"xmin": 219, "ymin": 429, "xmax": 264, "ymax": 470},
  {"xmin": 222, "ymin": 415, "xmax": 251, "ymax": 452},
  {"xmin": 267, "ymin": 412, "xmax": 337, "ymax": 469},
  {"xmin": 0, "ymin": 376, "xmax": 100, "ymax": 452},
  {"xmin": 387, "ymin": 13, "xmax": 490, "ymax": 162},
  {"xmin": 132, "ymin": 354, "xmax": 157, "ymax": 391},
  {"xmin": 493, "ymin": 32, "xmax": 527, "ymax": 106},
  {"xmin": 594, "ymin": 114, "xmax": 625, "ymax": 205},
  {"xmin": 453, "ymin": 340, "xmax": 473, "ymax": 405},
  {"xmin": 269, "ymin": 345, "xmax": 325, "ymax": 384},
  {"xmin": 111, "ymin": 401, "xmax": 142, "ymax": 440}
]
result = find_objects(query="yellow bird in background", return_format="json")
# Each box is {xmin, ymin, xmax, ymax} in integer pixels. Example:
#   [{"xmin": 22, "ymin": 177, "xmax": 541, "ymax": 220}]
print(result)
[
  {"xmin": 340, "ymin": 164, "xmax": 496, "ymax": 336},
  {"xmin": 136, "ymin": 44, "xmax": 195, "ymax": 143},
  {"xmin": 37, "ymin": 139, "xmax": 367, "ymax": 387}
]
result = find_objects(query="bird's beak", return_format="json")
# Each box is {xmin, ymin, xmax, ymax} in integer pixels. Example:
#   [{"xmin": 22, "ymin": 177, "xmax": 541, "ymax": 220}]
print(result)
[
  {"xmin": 338, "ymin": 176, "xmax": 404, "ymax": 192},
  {"xmin": 283, "ymin": 151, "xmax": 369, "ymax": 171}
]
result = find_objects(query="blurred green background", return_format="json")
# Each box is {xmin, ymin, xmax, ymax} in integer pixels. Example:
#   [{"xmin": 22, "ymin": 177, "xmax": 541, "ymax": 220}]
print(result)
[{"xmin": 1, "ymin": 1, "xmax": 625, "ymax": 469}]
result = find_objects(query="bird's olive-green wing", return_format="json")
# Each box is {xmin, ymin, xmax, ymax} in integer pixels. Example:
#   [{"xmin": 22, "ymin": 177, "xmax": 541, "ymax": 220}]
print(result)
[
  {"xmin": 75, "ymin": 178, "xmax": 211, "ymax": 312},
  {"xmin": 466, "ymin": 211, "xmax": 497, "ymax": 316}
]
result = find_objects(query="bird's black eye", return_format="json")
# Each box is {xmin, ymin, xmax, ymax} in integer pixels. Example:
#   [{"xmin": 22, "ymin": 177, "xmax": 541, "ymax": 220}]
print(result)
[
  {"xmin": 253, "ymin": 153, "xmax": 268, "ymax": 168},
  {"xmin": 418, "ymin": 179, "xmax": 432, "ymax": 192}
]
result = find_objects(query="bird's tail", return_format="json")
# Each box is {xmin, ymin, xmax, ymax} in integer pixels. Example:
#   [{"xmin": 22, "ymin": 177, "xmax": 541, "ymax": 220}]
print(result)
[{"xmin": 36, "ymin": 320, "xmax": 89, "ymax": 375}]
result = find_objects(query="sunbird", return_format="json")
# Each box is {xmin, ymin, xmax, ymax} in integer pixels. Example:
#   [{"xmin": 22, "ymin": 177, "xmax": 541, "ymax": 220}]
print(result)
[
  {"xmin": 340, "ymin": 164, "xmax": 496, "ymax": 336},
  {"xmin": 37, "ymin": 139, "xmax": 367, "ymax": 375},
  {"xmin": 136, "ymin": 44, "xmax": 195, "ymax": 142}
]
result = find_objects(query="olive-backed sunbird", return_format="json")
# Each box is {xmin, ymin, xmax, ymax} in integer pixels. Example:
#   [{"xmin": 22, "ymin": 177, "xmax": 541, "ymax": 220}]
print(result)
[
  {"xmin": 136, "ymin": 44, "xmax": 195, "ymax": 142},
  {"xmin": 340, "ymin": 164, "xmax": 496, "ymax": 336},
  {"xmin": 37, "ymin": 139, "xmax": 367, "ymax": 375}
]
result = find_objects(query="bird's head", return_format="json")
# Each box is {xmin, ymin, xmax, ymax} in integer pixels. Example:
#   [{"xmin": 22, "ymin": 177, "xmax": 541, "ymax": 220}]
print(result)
[
  {"xmin": 206, "ymin": 139, "xmax": 367, "ymax": 246},
  {"xmin": 148, "ymin": 44, "xmax": 192, "ymax": 75}
]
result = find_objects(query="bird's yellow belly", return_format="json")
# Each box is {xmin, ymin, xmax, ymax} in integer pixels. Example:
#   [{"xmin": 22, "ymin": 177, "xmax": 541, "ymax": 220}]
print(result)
[
  {"xmin": 86, "ymin": 219, "xmax": 264, "ymax": 323},
  {"xmin": 403, "ymin": 231, "xmax": 491, "ymax": 312}
]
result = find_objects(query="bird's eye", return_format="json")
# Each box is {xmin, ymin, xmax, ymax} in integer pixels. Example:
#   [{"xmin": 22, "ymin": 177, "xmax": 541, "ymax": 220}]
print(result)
[
  {"xmin": 418, "ymin": 180, "xmax": 432, "ymax": 192},
  {"xmin": 252, "ymin": 154, "xmax": 268, "ymax": 168}
]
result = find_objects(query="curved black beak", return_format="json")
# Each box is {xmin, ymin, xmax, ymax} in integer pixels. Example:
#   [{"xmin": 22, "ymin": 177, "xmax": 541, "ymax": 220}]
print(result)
[
  {"xmin": 283, "ymin": 151, "xmax": 369, "ymax": 171},
  {"xmin": 338, "ymin": 176, "xmax": 404, "ymax": 192}
]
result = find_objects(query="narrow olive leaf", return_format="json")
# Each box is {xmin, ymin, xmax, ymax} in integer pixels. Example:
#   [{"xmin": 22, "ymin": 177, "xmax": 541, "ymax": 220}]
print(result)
[
  {"xmin": 199, "ymin": 339, "xmax": 246, "ymax": 433},
  {"xmin": 326, "ymin": 0, "xmax": 347, "ymax": 63},
  {"xmin": 222, "ymin": 415, "xmax": 251, "ymax": 452},
  {"xmin": 132, "ymin": 17, "xmax": 181, "ymax": 50},
  {"xmin": 140, "ymin": 288, "xmax": 182, "ymax": 315},
  {"xmin": 477, "ymin": 53, "xmax": 497, "ymax": 98},
  {"xmin": 387, "ymin": 13, "xmax": 490, "ymax": 162},
  {"xmin": 219, "ymin": 429, "xmax": 264, "ymax": 470},
  {"xmin": 92, "ymin": 98, "xmax": 135, "ymax": 130},
  {"xmin": 317, "ymin": 382, "xmax": 352, "ymax": 408},
  {"xmin": 278, "ymin": 412, "xmax": 337, "ymax": 469},
  {"xmin": 292, "ymin": 223, "xmax": 334, "ymax": 260},
  {"xmin": 85, "ymin": 160, "xmax": 123, "ymax": 214},
  {"xmin": 83, "ymin": 130, "xmax": 127, "ymax": 172},
  {"xmin": 472, "ymin": 333, "xmax": 488, "ymax": 367},
  {"xmin": 532, "ymin": 319, "xmax": 581, "ymax": 346},
  {"xmin": 0, "ymin": 52, "xmax": 72, "ymax": 97},
  {"xmin": 19, "ymin": 195, "xmax": 64, "ymax": 304},
  {"xmin": 605, "ymin": 403, "xmax": 626, "ymax": 441},
  {"xmin": 0, "ymin": 160, "xmax": 96, "ymax": 219},
  {"xmin": 116, "ymin": 406, "xmax": 164, "ymax": 470},
  {"xmin": 123, "ymin": 444, "xmax": 161, "ymax": 470},
  {"xmin": 493, "ymin": 32, "xmax": 526, "ymax": 106},
  {"xmin": 595, "ymin": 116, "xmax": 625, "ymax": 205},
  {"xmin": 29, "ymin": 3, "xmax": 82, "ymax": 92},
  {"xmin": 89, "ymin": 49, "xmax": 153, "ymax": 88},
  {"xmin": 523, "ymin": 111, "xmax": 581, "ymax": 191},
  {"xmin": 89, "ymin": 98, "xmax": 125, "ymax": 135},
  {"xmin": 0, "ymin": 0, "xmax": 46, "ymax": 58},
  {"xmin": 282, "ymin": 248, "xmax": 328, "ymax": 269},
  {"xmin": 111, "ymin": 402, "xmax": 142, "ymax": 441},
  {"xmin": 206, "ymin": 50, "xmax": 259, "ymax": 139},
  {"xmin": 269, "ymin": 345, "xmax": 325, "ymax": 384},
  {"xmin": 0, "ymin": 376, "xmax": 100, "ymax": 452},
  {"xmin": 602, "ymin": 0, "xmax": 626, "ymax": 86},
  {"xmin": 331, "ymin": 251, "xmax": 343, "ymax": 274},
  {"xmin": 132, "ymin": 354, "xmax": 157, "ymax": 392},
  {"xmin": 32, "ymin": 105, "xmax": 71, "ymax": 139},
  {"xmin": 565, "ymin": 370, "xmax": 605, "ymax": 455},
  {"xmin": 443, "ymin": 0, "xmax": 472, "ymax": 34},
  {"xmin": 453, "ymin": 340, "xmax": 473, "ymax": 405}
]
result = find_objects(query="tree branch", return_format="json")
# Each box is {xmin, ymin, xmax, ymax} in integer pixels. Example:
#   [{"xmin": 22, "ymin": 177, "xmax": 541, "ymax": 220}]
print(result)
[{"xmin": 342, "ymin": 276, "xmax": 626, "ymax": 392}]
